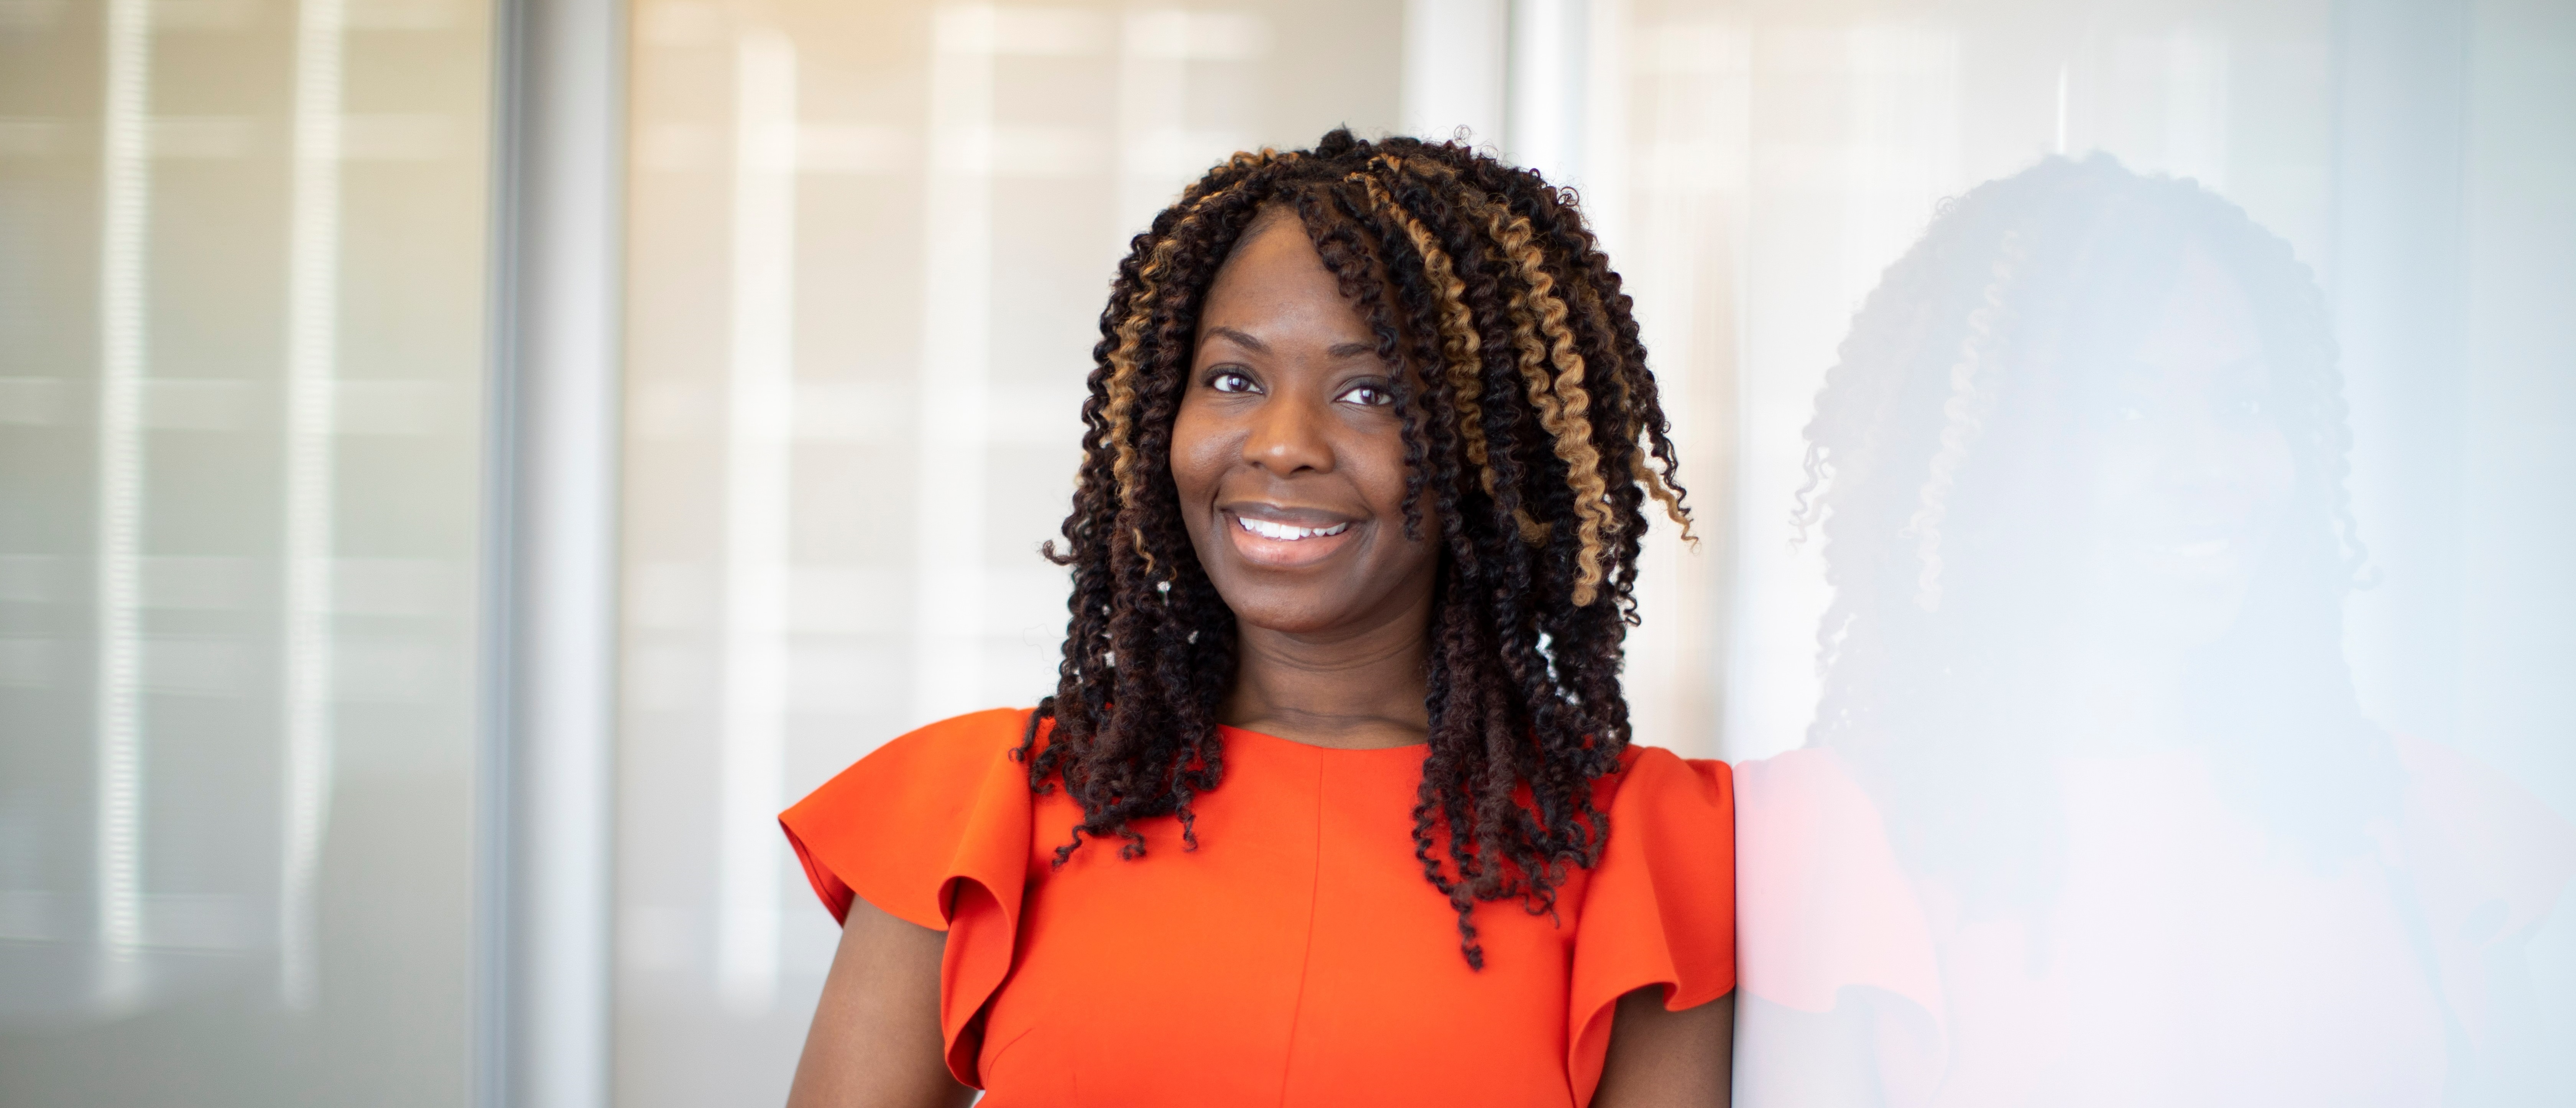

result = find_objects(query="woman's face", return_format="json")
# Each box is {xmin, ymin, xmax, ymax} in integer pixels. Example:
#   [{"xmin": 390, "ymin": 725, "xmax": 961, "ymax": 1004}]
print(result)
[
  {"xmin": 1169, "ymin": 211, "xmax": 1442, "ymax": 638},
  {"xmin": 2080, "ymin": 239, "xmax": 2298, "ymax": 652}
]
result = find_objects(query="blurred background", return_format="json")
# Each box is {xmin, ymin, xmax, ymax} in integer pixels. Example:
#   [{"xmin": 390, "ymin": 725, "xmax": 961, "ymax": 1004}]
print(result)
[{"xmin": 1, "ymin": 0, "xmax": 2568, "ymax": 1105}]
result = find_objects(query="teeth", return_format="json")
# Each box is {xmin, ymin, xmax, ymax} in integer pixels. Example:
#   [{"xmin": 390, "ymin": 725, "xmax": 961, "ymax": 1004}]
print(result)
[{"xmin": 1237, "ymin": 515, "xmax": 1349, "ymax": 541}]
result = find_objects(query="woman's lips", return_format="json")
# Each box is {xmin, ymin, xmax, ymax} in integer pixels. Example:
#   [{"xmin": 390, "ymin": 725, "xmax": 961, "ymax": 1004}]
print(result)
[{"xmin": 1224, "ymin": 509, "xmax": 1357, "ymax": 569}]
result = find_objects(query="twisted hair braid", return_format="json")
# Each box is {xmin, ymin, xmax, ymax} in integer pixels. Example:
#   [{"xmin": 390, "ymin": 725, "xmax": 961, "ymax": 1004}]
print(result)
[
  {"xmin": 1353, "ymin": 172, "xmax": 1498, "ymax": 499},
  {"xmin": 1026, "ymin": 129, "xmax": 1691, "ymax": 966}
]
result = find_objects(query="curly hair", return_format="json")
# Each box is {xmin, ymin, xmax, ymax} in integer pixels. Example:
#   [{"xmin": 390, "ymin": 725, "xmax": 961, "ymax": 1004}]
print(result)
[
  {"xmin": 1018, "ymin": 128, "xmax": 1693, "ymax": 968},
  {"xmin": 1794, "ymin": 154, "xmax": 2398, "ymax": 908}
]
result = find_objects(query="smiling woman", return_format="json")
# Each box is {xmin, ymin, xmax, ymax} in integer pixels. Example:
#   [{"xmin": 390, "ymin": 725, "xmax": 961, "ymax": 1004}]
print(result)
[
  {"xmin": 1179, "ymin": 209, "xmax": 1428, "ymax": 592},
  {"xmin": 772, "ymin": 130, "xmax": 1738, "ymax": 1108},
  {"xmin": 1171, "ymin": 206, "xmax": 1446, "ymax": 734}
]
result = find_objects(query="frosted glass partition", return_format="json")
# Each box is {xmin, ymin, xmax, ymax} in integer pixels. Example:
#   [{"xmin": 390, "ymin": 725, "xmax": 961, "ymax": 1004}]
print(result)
[
  {"xmin": 0, "ymin": 0, "xmax": 493, "ymax": 1104},
  {"xmin": 1590, "ymin": 0, "xmax": 2576, "ymax": 1102}
]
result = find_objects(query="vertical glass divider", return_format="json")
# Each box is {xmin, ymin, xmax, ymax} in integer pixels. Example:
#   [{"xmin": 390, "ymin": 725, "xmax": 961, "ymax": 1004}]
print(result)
[{"xmin": 482, "ymin": 0, "xmax": 626, "ymax": 1104}]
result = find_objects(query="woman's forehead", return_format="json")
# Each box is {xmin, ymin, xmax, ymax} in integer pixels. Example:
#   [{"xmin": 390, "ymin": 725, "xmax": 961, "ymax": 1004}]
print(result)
[
  {"xmin": 1199, "ymin": 215, "xmax": 1374, "ymax": 351},
  {"xmin": 1241, "ymin": 199, "xmax": 1302, "ymax": 237}
]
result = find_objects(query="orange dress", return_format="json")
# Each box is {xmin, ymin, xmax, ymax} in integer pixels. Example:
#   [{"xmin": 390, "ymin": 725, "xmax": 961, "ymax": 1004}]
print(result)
[{"xmin": 780, "ymin": 708, "xmax": 1736, "ymax": 1107}]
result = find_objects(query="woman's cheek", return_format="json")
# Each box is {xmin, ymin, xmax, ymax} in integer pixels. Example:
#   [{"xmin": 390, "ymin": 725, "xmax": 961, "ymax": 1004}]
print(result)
[
  {"xmin": 1168, "ymin": 403, "xmax": 1226, "ymax": 502},
  {"xmin": 1346, "ymin": 421, "xmax": 1417, "ymax": 519}
]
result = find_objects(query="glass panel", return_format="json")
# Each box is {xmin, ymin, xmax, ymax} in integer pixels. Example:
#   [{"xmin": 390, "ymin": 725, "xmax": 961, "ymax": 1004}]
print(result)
[
  {"xmin": 613, "ymin": 1, "xmax": 1397, "ymax": 1101},
  {"xmin": 1590, "ymin": 0, "xmax": 2576, "ymax": 1100},
  {"xmin": 0, "ymin": 0, "xmax": 493, "ymax": 1103}
]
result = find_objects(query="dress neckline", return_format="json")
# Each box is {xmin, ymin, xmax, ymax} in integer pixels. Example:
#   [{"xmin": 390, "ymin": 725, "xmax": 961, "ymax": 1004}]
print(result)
[{"xmin": 1217, "ymin": 723, "xmax": 1430, "ymax": 757}]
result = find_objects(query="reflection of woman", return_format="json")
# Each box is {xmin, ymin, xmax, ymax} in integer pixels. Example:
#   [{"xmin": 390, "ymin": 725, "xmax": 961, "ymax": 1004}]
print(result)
[
  {"xmin": 1735, "ymin": 155, "xmax": 2574, "ymax": 1105},
  {"xmin": 779, "ymin": 131, "xmax": 1736, "ymax": 1107}
]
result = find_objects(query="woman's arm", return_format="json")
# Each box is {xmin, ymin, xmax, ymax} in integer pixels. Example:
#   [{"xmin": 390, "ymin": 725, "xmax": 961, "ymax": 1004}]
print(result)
[
  {"xmin": 784, "ymin": 896, "xmax": 976, "ymax": 1108},
  {"xmin": 1593, "ymin": 986, "xmax": 1735, "ymax": 1107}
]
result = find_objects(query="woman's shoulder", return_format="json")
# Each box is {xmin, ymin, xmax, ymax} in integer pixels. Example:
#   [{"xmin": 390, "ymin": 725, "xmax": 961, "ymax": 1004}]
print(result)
[
  {"xmin": 1585, "ymin": 744, "xmax": 1738, "ymax": 876},
  {"xmin": 786, "ymin": 707, "xmax": 1034, "ymax": 825},
  {"xmin": 778, "ymin": 706, "xmax": 1039, "ymax": 929},
  {"xmin": 1564, "ymin": 743, "xmax": 1738, "ymax": 1101},
  {"xmin": 868, "ymin": 705, "xmax": 1037, "ymax": 766},
  {"xmin": 1600, "ymin": 742, "xmax": 1735, "ymax": 814},
  {"xmin": 1585, "ymin": 743, "xmax": 1737, "ymax": 883},
  {"xmin": 779, "ymin": 707, "xmax": 1042, "ymax": 1088},
  {"xmin": 790, "ymin": 705, "xmax": 1036, "ymax": 825}
]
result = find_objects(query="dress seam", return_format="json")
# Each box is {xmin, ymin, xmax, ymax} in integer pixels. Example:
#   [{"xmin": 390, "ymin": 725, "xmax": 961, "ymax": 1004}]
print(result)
[{"xmin": 1272, "ymin": 756, "xmax": 1327, "ymax": 1108}]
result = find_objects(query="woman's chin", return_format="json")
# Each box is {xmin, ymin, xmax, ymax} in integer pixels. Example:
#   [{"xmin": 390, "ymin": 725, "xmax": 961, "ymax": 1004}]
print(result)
[{"xmin": 1225, "ymin": 598, "xmax": 1362, "ymax": 638}]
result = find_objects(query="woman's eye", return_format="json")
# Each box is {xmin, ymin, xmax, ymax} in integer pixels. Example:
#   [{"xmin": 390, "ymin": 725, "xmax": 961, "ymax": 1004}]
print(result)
[
  {"xmin": 1208, "ymin": 370, "xmax": 1258, "ymax": 394},
  {"xmin": 1338, "ymin": 383, "xmax": 1393, "ymax": 407}
]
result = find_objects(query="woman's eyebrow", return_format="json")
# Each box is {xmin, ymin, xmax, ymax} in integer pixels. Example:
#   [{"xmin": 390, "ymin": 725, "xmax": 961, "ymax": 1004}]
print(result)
[
  {"xmin": 1203, "ymin": 325, "xmax": 1266, "ymax": 352},
  {"xmin": 1200, "ymin": 327, "xmax": 1376, "ymax": 361}
]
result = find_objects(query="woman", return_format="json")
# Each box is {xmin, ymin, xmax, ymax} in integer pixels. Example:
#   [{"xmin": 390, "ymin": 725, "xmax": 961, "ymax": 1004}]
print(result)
[
  {"xmin": 1732, "ymin": 155, "xmax": 2574, "ymax": 1105},
  {"xmin": 779, "ymin": 130, "xmax": 1738, "ymax": 1108}
]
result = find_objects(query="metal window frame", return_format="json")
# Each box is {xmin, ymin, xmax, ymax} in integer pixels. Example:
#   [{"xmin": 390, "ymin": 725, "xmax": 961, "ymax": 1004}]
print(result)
[{"xmin": 479, "ymin": 0, "xmax": 627, "ymax": 1105}]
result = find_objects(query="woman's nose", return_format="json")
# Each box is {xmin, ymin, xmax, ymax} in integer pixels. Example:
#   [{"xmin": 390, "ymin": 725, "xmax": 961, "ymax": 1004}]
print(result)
[{"xmin": 1242, "ymin": 391, "xmax": 1333, "ymax": 476}]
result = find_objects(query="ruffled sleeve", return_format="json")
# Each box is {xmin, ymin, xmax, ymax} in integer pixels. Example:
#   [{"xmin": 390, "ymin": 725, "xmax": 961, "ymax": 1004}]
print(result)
[
  {"xmin": 778, "ymin": 706, "xmax": 1035, "ymax": 1088},
  {"xmin": 1565, "ymin": 748, "xmax": 1739, "ymax": 1105}
]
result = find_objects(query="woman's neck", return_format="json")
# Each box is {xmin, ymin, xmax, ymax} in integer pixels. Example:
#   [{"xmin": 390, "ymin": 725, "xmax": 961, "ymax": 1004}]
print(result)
[{"xmin": 1219, "ymin": 601, "xmax": 1433, "ymax": 751}]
